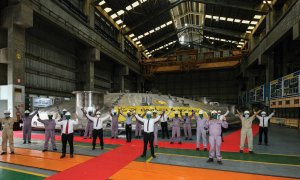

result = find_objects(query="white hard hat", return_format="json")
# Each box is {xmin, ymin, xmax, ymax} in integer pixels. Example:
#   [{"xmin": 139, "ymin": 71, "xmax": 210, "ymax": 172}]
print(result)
[
  {"xmin": 62, "ymin": 109, "xmax": 67, "ymax": 112},
  {"xmin": 112, "ymin": 109, "xmax": 117, "ymax": 113},
  {"xmin": 261, "ymin": 111, "xmax": 266, "ymax": 115},
  {"xmin": 4, "ymin": 110, "xmax": 10, "ymax": 114},
  {"xmin": 244, "ymin": 111, "xmax": 250, "ymax": 114},
  {"xmin": 96, "ymin": 111, "xmax": 101, "ymax": 115},
  {"xmin": 217, "ymin": 110, "xmax": 221, "ymax": 113},
  {"xmin": 25, "ymin": 110, "xmax": 30, "ymax": 114},
  {"xmin": 127, "ymin": 111, "xmax": 131, "ymax": 114},
  {"xmin": 211, "ymin": 110, "xmax": 217, "ymax": 114},
  {"xmin": 87, "ymin": 107, "xmax": 94, "ymax": 112},
  {"xmin": 153, "ymin": 110, "xmax": 157, "ymax": 114},
  {"xmin": 65, "ymin": 112, "xmax": 71, "ymax": 116},
  {"xmin": 146, "ymin": 111, "xmax": 151, "ymax": 115},
  {"xmin": 184, "ymin": 111, "xmax": 188, "ymax": 114},
  {"xmin": 174, "ymin": 111, "xmax": 179, "ymax": 114},
  {"xmin": 199, "ymin": 110, "xmax": 204, "ymax": 114}
]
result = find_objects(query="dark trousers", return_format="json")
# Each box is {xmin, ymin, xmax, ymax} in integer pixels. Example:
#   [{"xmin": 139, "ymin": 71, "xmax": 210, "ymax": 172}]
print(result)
[
  {"xmin": 62, "ymin": 133, "xmax": 74, "ymax": 155},
  {"xmin": 92, "ymin": 129, "xmax": 104, "ymax": 148},
  {"xmin": 259, "ymin": 127, "xmax": 268, "ymax": 144},
  {"xmin": 143, "ymin": 132, "xmax": 154, "ymax": 156},
  {"xmin": 161, "ymin": 122, "xmax": 169, "ymax": 138},
  {"xmin": 125, "ymin": 124, "xmax": 132, "ymax": 142}
]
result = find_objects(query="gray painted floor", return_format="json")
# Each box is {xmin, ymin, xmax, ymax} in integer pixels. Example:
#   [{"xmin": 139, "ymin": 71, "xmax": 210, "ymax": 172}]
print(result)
[
  {"xmin": 152, "ymin": 154, "xmax": 300, "ymax": 179},
  {"xmin": 0, "ymin": 161, "xmax": 57, "ymax": 176},
  {"xmin": 253, "ymin": 125, "xmax": 300, "ymax": 155}
]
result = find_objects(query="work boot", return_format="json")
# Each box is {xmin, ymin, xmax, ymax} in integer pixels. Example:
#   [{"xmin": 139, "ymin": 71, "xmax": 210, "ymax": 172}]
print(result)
[
  {"xmin": 204, "ymin": 148, "xmax": 207, "ymax": 151},
  {"xmin": 152, "ymin": 155, "xmax": 156, "ymax": 158},
  {"xmin": 217, "ymin": 160, "xmax": 223, "ymax": 165},
  {"xmin": 196, "ymin": 148, "xmax": 200, "ymax": 151},
  {"xmin": 42, "ymin": 149, "xmax": 48, "ymax": 152},
  {"xmin": 101, "ymin": 146, "xmax": 104, "ymax": 150},
  {"xmin": 28, "ymin": 141, "xmax": 31, "ymax": 144},
  {"xmin": 189, "ymin": 138, "xmax": 193, "ymax": 140},
  {"xmin": 140, "ymin": 154, "xmax": 146, "ymax": 158},
  {"xmin": 249, "ymin": 151, "xmax": 254, "ymax": 154},
  {"xmin": 70, "ymin": 154, "xmax": 74, "ymax": 158},
  {"xmin": 60, "ymin": 154, "xmax": 66, "ymax": 159},
  {"xmin": 240, "ymin": 150, "xmax": 243, "ymax": 153},
  {"xmin": 178, "ymin": 142, "xmax": 182, "ymax": 144},
  {"xmin": 23, "ymin": 141, "xmax": 26, "ymax": 144},
  {"xmin": 170, "ymin": 142, "xmax": 174, "ymax": 144},
  {"xmin": 111, "ymin": 137, "xmax": 114, "ymax": 139},
  {"xmin": 53, "ymin": 148, "xmax": 57, "ymax": 151},
  {"xmin": 10, "ymin": 151, "xmax": 14, "ymax": 154},
  {"xmin": 206, "ymin": 158, "xmax": 213, "ymax": 163},
  {"xmin": 84, "ymin": 137, "xmax": 87, "ymax": 139}
]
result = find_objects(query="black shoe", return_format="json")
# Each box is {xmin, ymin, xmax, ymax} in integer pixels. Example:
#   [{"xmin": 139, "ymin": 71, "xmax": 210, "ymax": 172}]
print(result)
[
  {"xmin": 23, "ymin": 141, "xmax": 26, "ymax": 144},
  {"xmin": 204, "ymin": 148, "xmax": 207, "ymax": 151},
  {"xmin": 1, "ymin": 152, "xmax": 7, "ymax": 155},
  {"xmin": 206, "ymin": 158, "xmax": 213, "ymax": 163},
  {"xmin": 170, "ymin": 142, "xmax": 174, "ymax": 144},
  {"xmin": 240, "ymin": 150, "xmax": 243, "ymax": 153},
  {"xmin": 53, "ymin": 148, "xmax": 57, "ymax": 151},
  {"xmin": 249, "ymin": 151, "xmax": 254, "ymax": 154},
  {"xmin": 84, "ymin": 138, "xmax": 87, "ymax": 139},
  {"xmin": 217, "ymin": 160, "xmax": 223, "ymax": 165},
  {"xmin": 185, "ymin": 137, "xmax": 188, "ymax": 140},
  {"xmin": 126, "ymin": 140, "xmax": 129, "ymax": 143},
  {"xmin": 178, "ymin": 142, "xmax": 182, "ymax": 144},
  {"xmin": 258, "ymin": 142, "xmax": 262, "ymax": 145},
  {"xmin": 60, "ymin": 154, "xmax": 66, "ymax": 159},
  {"xmin": 196, "ymin": 148, "xmax": 200, "ymax": 151},
  {"xmin": 101, "ymin": 146, "xmax": 104, "ymax": 150},
  {"xmin": 92, "ymin": 147, "xmax": 95, "ymax": 150},
  {"xmin": 116, "ymin": 137, "xmax": 118, "ymax": 139},
  {"xmin": 70, "ymin": 154, "xmax": 74, "ymax": 158},
  {"xmin": 189, "ymin": 138, "xmax": 193, "ymax": 140},
  {"xmin": 42, "ymin": 149, "xmax": 48, "ymax": 152},
  {"xmin": 28, "ymin": 141, "xmax": 31, "ymax": 144},
  {"xmin": 155, "ymin": 145, "xmax": 158, "ymax": 148},
  {"xmin": 152, "ymin": 155, "xmax": 156, "ymax": 158},
  {"xmin": 111, "ymin": 137, "xmax": 114, "ymax": 139},
  {"xmin": 10, "ymin": 151, "xmax": 14, "ymax": 154},
  {"xmin": 140, "ymin": 154, "xmax": 146, "ymax": 158}
]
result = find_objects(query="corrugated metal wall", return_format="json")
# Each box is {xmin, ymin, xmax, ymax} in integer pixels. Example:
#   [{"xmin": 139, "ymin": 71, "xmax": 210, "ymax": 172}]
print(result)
[
  {"xmin": 25, "ymin": 35, "xmax": 77, "ymax": 95},
  {"xmin": 152, "ymin": 69, "xmax": 238, "ymax": 104},
  {"xmin": 94, "ymin": 58, "xmax": 114, "ymax": 92}
]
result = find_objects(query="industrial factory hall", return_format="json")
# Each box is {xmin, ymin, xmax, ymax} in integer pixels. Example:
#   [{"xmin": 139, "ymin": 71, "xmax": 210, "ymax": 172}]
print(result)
[{"xmin": 0, "ymin": 0, "xmax": 300, "ymax": 179}]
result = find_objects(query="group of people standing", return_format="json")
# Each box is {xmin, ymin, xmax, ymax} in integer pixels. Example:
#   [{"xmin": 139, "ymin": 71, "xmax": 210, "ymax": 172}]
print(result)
[{"xmin": 0, "ymin": 106, "xmax": 275, "ymax": 165}]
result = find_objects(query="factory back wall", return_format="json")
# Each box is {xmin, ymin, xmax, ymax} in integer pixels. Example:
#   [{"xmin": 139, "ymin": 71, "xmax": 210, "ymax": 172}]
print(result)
[{"xmin": 151, "ymin": 68, "xmax": 239, "ymax": 104}]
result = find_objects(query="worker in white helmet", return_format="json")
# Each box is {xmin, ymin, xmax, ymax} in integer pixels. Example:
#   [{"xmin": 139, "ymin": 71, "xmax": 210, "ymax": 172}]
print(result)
[
  {"xmin": 56, "ymin": 106, "xmax": 68, "ymax": 134},
  {"xmin": 0, "ymin": 110, "xmax": 19, "ymax": 155},
  {"xmin": 206, "ymin": 110, "xmax": 228, "ymax": 165},
  {"xmin": 256, "ymin": 110, "xmax": 275, "ymax": 146},
  {"xmin": 193, "ymin": 110, "xmax": 208, "ymax": 151},
  {"xmin": 56, "ymin": 112, "xmax": 78, "ymax": 158},
  {"xmin": 236, "ymin": 109, "xmax": 261, "ymax": 154},
  {"xmin": 169, "ymin": 111, "xmax": 183, "ymax": 144},
  {"xmin": 160, "ymin": 108, "xmax": 172, "ymax": 139},
  {"xmin": 134, "ymin": 110, "xmax": 164, "ymax": 158},
  {"xmin": 83, "ymin": 110, "xmax": 110, "ymax": 150},
  {"xmin": 37, "ymin": 112, "xmax": 57, "ymax": 152},
  {"xmin": 15, "ymin": 106, "xmax": 39, "ymax": 144},
  {"xmin": 110, "ymin": 109, "xmax": 120, "ymax": 139},
  {"xmin": 217, "ymin": 110, "xmax": 229, "ymax": 142},
  {"xmin": 120, "ymin": 110, "xmax": 134, "ymax": 142},
  {"xmin": 81, "ymin": 107, "xmax": 99, "ymax": 139},
  {"xmin": 180, "ymin": 110, "xmax": 193, "ymax": 140}
]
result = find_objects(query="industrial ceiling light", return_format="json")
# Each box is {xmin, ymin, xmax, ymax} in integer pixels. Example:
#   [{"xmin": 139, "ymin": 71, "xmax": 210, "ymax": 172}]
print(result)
[
  {"xmin": 248, "ymin": 26, "xmax": 255, "ymax": 29},
  {"xmin": 160, "ymin": 24, "xmax": 166, "ymax": 28},
  {"xmin": 144, "ymin": 32, "xmax": 149, "ymax": 36},
  {"xmin": 132, "ymin": 1, "xmax": 140, "ymax": 8},
  {"xmin": 254, "ymin": 15, "xmax": 262, "ymax": 19},
  {"xmin": 111, "ymin": 13, "xmax": 117, "ymax": 19},
  {"xmin": 242, "ymin": 20, "xmax": 250, "ymax": 24},
  {"xmin": 136, "ymin": 41, "xmax": 141, "ymax": 45},
  {"xmin": 104, "ymin": 7, "xmax": 112, "ymax": 13},
  {"xmin": 129, "ymin": 34, "xmax": 135, "ymax": 37},
  {"xmin": 263, "ymin": 0, "xmax": 272, "ymax": 4},
  {"xmin": 220, "ymin": 17, "xmax": 226, "ymax": 21},
  {"xmin": 250, "ymin": 21, "xmax": 258, "ymax": 25},
  {"xmin": 155, "ymin": 27, "xmax": 161, "ymax": 31},
  {"xmin": 117, "ymin": 10, "xmax": 124, "ymax": 16},
  {"xmin": 246, "ymin": 30, "xmax": 252, "ymax": 33},
  {"xmin": 99, "ymin": 0, "xmax": 105, "ymax": 6},
  {"xmin": 116, "ymin": 19, "xmax": 123, "ymax": 24},
  {"xmin": 166, "ymin": 21, "xmax": 173, "ymax": 25},
  {"xmin": 149, "ymin": 29, "xmax": 155, "ymax": 33},
  {"xmin": 126, "ymin": 5, "xmax": 132, "ymax": 11},
  {"xmin": 234, "ymin": 19, "xmax": 241, "ymax": 23},
  {"xmin": 138, "ymin": 35, "xmax": 144, "ymax": 39},
  {"xmin": 132, "ymin": 37, "xmax": 138, "ymax": 41},
  {"xmin": 227, "ymin": 18, "xmax": 234, "ymax": 22},
  {"xmin": 205, "ymin": 15, "xmax": 212, "ymax": 18}
]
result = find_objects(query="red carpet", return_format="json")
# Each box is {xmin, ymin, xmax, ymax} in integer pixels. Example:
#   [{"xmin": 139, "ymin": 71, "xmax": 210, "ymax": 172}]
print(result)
[{"xmin": 46, "ymin": 143, "xmax": 143, "ymax": 180}]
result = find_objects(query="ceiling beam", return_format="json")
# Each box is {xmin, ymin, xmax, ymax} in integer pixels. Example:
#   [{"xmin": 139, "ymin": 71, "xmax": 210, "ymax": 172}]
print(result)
[
  {"xmin": 191, "ymin": 0, "xmax": 268, "ymax": 14},
  {"xmin": 123, "ymin": 0, "xmax": 185, "ymax": 35}
]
